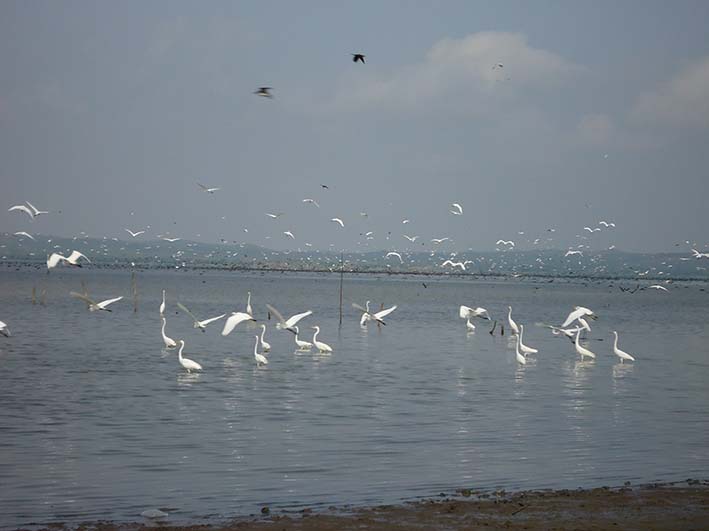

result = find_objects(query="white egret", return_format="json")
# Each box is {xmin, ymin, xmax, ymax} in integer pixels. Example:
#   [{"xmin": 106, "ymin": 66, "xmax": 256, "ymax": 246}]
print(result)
[
  {"xmin": 24, "ymin": 201, "xmax": 48, "ymax": 217},
  {"xmin": 221, "ymin": 312, "xmax": 256, "ymax": 336},
  {"xmin": 450, "ymin": 203, "xmax": 463, "ymax": 215},
  {"xmin": 386, "ymin": 252, "xmax": 404, "ymax": 263},
  {"xmin": 8, "ymin": 204, "xmax": 35, "ymax": 219},
  {"xmin": 403, "ymin": 235, "xmax": 418, "ymax": 242},
  {"xmin": 515, "ymin": 334, "xmax": 527, "ymax": 365},
  {"xmin": 162, "ymin": 237, "xmax": 181, "ymax": 242},
  {"xmin": 253, "ymin": 335, "xmax": 268, "ymax": 366},
  {"xmin": 246, "ymin": 292, "xmax": 253, "ymax": 316},
  {"xmin": 70, "ymin": 292, "xmax": 123, "ymax": 312},
  {"xmin": 266, "ymin": 304, "xmax": 312, "ymax": 333},
  {"xmin": 177, "ymin": 302, "xmax": 225, "ymax": 332},
  {"xmin": 47, "ymin": 250, "xmax": 90, "ymax": 269},
  {"xmin": 293, "ymin": 326, "xmax": 313, "ymax": 350},
  {"xmin": 649, "ymin": 285, "xmax": 668, "ymax": 292},
  {"xmin": 496, "ymin": 240, "xmax": 515, "ymax": 246},
  {"xmin": 459, "ymin": 305, "xmax": 491, "ymax": 320},
  {"xmin": 14, "ymin": 231, "xmax": 35, "ymax": 240},
  {"xmin": 691, "ymin": 248, "xmax": 709, "ymax": 259},
  {"xmin": 442, "ymin": 260, "xmax": 466, "ymax": 271},
  {"xmin": 466, "ymin": 318, "xmax": 476, "ymax": 332},
  {"xmin": 561, "ymin": 306, "xmax": 596, "ymax": 328},
  {"xmin": 283, "ymin": 231, "xmax": 295, "ymax": 239},
  {"xmin": 159, "ymin": 289, "xmax": 166, "ymax": 316},
  {"xmin": 125, "ymin": 229, "xmax": 145, "ymax": 237},
  {"xmin": 161, "ymin": 316, "xmax": 177, "ymax": 349},
  {"xmin": 565, "ymin": 250, "xmax": 583, "ymax": 257},
  {"xmin": 330, "ymin": 218, "xmax": 344, "ymax": 227},
  {"xmin": 431, "ymin": 238, "xmax": 450, "ymax": 244},
  {"xmin": 574, "ymin": 330, "xmax": 596, "ymax": 360},
  {"xmin": 507, "ymin": 306, "xmax": 520, "ymax": 335},
  {"xmin": 352, "ymin": 302, "xmax": 397, "ymax": 326},
  {"xmin": 302, "ymin": 198, "xmax": 320, "ymax": 207},
  {"xmin": 311, "ymin": 326, "xmax": 333, "ymax": 353},
  {"xmin": 197, "ymin": 182, "xmax": 220, "ymax": 193},
  {"xmin": 518, "ymin": 324, "xmax": 538, "ymax": 355},
  {"xmin": 0, "ymin": 320, "xmax": 10, "ymax": 337},
  {"xmin": 612, "ymin": 331, "xmax": 636, "ymax": 363},
  {"xmin": 177, "ymin": 340, "xmax": 202, "ymax": 373},
  {"xmin": 259, "ymin": 324, "xmax": 271, "ymax": 352}
]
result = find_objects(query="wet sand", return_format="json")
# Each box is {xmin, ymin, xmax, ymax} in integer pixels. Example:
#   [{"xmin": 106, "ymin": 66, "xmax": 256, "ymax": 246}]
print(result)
[{"xmin": 20, "ymin": 481, "xmax": 709, "ymax": 531}]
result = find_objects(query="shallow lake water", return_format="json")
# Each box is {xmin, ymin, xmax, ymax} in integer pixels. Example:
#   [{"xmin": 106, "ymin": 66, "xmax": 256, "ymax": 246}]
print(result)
[{"xmin": 1, "ymin": 268, "xmax": 708, "ymax": 527}]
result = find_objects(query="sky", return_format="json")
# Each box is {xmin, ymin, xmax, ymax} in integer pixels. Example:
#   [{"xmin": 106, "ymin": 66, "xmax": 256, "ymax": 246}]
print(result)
[{"xmin": 1, "ymin": 0, "xmax": 708, "ymax": 254}]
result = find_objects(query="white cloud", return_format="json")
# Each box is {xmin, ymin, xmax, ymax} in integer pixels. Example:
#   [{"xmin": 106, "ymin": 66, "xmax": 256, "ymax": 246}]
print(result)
[
  {"xmin": 632, "ymin": 55, "xmax": 709, "ymax": 128},
  {"xmin": 329, "ymin": 32, "xmax": 583, "ymax": 113}
]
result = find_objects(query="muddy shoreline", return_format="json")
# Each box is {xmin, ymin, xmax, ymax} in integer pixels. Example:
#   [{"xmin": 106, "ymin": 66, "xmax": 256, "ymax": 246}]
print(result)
[{"xmin": 15, "ymin": 480, "xmax": 709, "ymax": 531}]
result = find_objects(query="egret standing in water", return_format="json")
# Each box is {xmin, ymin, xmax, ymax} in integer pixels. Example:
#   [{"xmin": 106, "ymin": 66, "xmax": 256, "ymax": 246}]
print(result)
[
  {"xmin": 515, "ymin": 334, "xmax": 527, "ymax": 365},
  {"xmin": 518, "ymin": 324, "xmax": 538, "ymax": 355},
  {"xmin": 259, "ymin": 324, "xmax": 271, "ymax": 352},
  {"xmin": 0, "ymin": 320, "xmax": 10, "ymax": 337},
  {"xmin": 293, "ymin": 326, "xmax": 313, "ymax": 350},
  {"xmin": 177, "ymin": 340, "xmax": 202, "ymax": 373},
  {"xmin": 159, "ymin": 289, "xmax": 166, "ymax": 316},
  {"xmin": 161, "ymin": 316, "xmax": 177, "ymax": 349},
  {"xmin": 507, "ymin": 306, "xmax": 520, "ymax": 335},
  {"xmin": 612, "ymin": 331, "xmax": 636, "ymax": 363},
  {"xmin": 311, "ymin": 326, "xmax": 333, "ymax": 353},
  {"xmin": 253, "ymin": 335, "xmax": 269, "ymax": 366},
  {"xmin": 574, "ymin": 330, "xmax": 596, "ymax": 360}
]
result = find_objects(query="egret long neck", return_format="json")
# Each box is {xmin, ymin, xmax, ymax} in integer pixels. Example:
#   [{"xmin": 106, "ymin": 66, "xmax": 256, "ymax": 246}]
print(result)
[
  {"xmin": 178, "ymin": 342, "xmax": 184, "ymax": 361},
  {"xmin": 613, "ymin": 332, "xmax": 618, "ymax": 350},
  {"xmin": 313, "ymin": 328, "xmax": 319, "ymax": 342},
  {"xmin": 260, "ymin": 326, "xmax": 266, "ymax": 341},
  {"xmin": 254, "ymin": 336, "xmax": 259, "ymax": 355}
]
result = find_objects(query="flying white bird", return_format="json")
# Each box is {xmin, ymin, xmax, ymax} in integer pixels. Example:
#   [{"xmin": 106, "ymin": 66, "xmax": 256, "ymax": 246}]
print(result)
[
  {"xmin": 125, "ymin": 229, "xmax": 145, "ymax": 237},
  {"xmin": 496, "ymin": 240, "xmax": 515, "ymax": 246},
  {"xmin": 574, "ymin": 329, "xmax": 596, "ymax": 360},
  {"xmin": 266, "ymin": 212, "xmax": 284, "ymax": 219},
  {"xmin": 598, "ymin": 221, "xmax": 615, "ymax": 228},
  {"xmin": 518, "ymin": 324, "xmax": 538, "ymax": 355},
  {"xmin": 14, "ymin": 231, "xmax": 35, "ymax": 240},
  {"xmin": 330, "ymin": 218, "xmax": 344, "ymax": 227},
  {"xmin": 353, "ymin": 301, "xmax": 397, "ymax": 326},
  {"xmin": 0, "ymin": 320, "xmax": 10, "ymax": 337},
  {"xmin": 403, "ymin": 235, "xmax": 418, "ymax": 242},
  {"xmin": 649, "ymin": 285, "xmax": 668, "ymax": 292},
  {"xmin": 459, "ymin": 305, "xmax": 491, "ymax": 320},
  {"xmin": 197, "ymin": 182, "xmax": 220, "ymax": 193},
  {"xmin": 565, "ymin": 250, "xmax": 583, "ymax": 257},
  {"xmin": 561, "ymin": 306, "xmax": 596, "ymax": 328},
  {"xmin": 70, "ymin": 292, "xmax": 123, "ymax": 312},
  {"xmin": 266, "ymin": 304, "xmax": 312, "ymax": 334},
  {"xmin": 386, "ymin": 251, "xmax": 403, "ymax": 263},
  {"xmin": 507, "ymin": 306, "xmax": 520, "ymax": 335},
  {"xmin": 24, "ymin": 201, "xmax": 49, "ymax": 217},
  {"xmin": 311, "ymin": 325, "xmax": 333, "ymax": 353},
  {"xmin": 441, "ymin": 260, "xmax": 466, "ymax": 271},
  {"xmin": 177, "ymin": 302, "xmax": 225, "ymax": 332},
  {"xmin": 302, "ymin": 198, "xmax": 320, "ymax": 208},
  {"xmin": 221, "ymin": 311, "xmax": 256, "ymax": 336},
  {"xmin": 161, "ymin": 237, "xmax": 181, "ymax": 242},
  {"xmin": 293, "ymin": 325, "xmax": 313, "ymax": 350},
  {"xmin": 160, "ymin": 316, "xmax": 177, "ymax": 349},
  {"xmin": 253, "ymin": 335, "xmax": 269, "ymax": 366},
  {"xmin": 177, "ymin": 340, "xmax": 202, "ymax": 373},
  {"xmin": 450, "ymin": 203, "xmax": 463, "ymax": 215},
  {"xmin": 612, "ymin": 331, "xmax": 636, "ymax": 363},
  {"xmin": 691, "ymin": 249, "xmax": 709, "ymax": 259},
  {"xmin": 402, "ymin": 219, "xmax": 410, "ymax": 224},
  {"xmin": 8, "ymin": 204, "xmax": 35, "ymax": 219},
  {"xmin": 431, "ymin": 238, "xmax": 450, "ymax": 244},
  {"xmin": 283, "ymin": 231, "xmax": 295, "ymax": 239},
  {"xmin": 47, "ymin": 250, "xmax": 90, "ymax": 269}
]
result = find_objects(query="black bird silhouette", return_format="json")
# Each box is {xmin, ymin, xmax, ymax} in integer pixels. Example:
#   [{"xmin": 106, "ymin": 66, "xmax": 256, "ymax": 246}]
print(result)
[
  {"xmin": 352, "ymin": 53, "xmax": 366, "ymax": 64},
  {"xmin": 321, "ymin": 184, "xmax": 329, "ymax": 189},
  {"xmin": 254, "ymin": 87, "xmax": 273, "ymax": 98}
]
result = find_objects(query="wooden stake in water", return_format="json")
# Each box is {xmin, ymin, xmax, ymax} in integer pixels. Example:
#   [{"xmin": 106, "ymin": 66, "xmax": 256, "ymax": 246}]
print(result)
[
  {"xmin": 339, "ymin": 252, "xmax": 344, "ymax": 327},
  {"xmin": 131, "ymin": 271, "xmax": 138, "ymax": 313},
  {"xmin": 32, "ymin": 286, "xmax": 37, "ymax": 305}
]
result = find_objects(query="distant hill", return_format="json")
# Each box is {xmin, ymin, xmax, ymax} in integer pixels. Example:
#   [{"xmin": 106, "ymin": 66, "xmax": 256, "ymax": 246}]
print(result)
[{"xmin": 1, "ymin": 233, "xmax": 707, "ymax": 281}]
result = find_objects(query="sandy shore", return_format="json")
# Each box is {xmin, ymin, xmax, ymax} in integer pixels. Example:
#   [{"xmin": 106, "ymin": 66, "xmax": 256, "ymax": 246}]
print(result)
[{"xmin": 18, "ymin": 480, "xmax": 709, "ymax": 531}]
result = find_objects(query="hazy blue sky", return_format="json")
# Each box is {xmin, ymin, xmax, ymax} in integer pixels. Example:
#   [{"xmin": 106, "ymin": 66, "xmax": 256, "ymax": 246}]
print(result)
[{"xmin": 1, "ymin": 1, "xmax": 708, "ymax": 253}]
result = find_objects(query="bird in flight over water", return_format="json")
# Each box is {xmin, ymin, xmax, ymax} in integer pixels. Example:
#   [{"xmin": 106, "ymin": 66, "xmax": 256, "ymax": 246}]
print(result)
[
  {"xmin": 254, "ymin": 87, "xmax": 273, "ymax": 98},
  {"xmin": 352, "ymin": 53, "xmax": 365, "ymax": 64}
]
